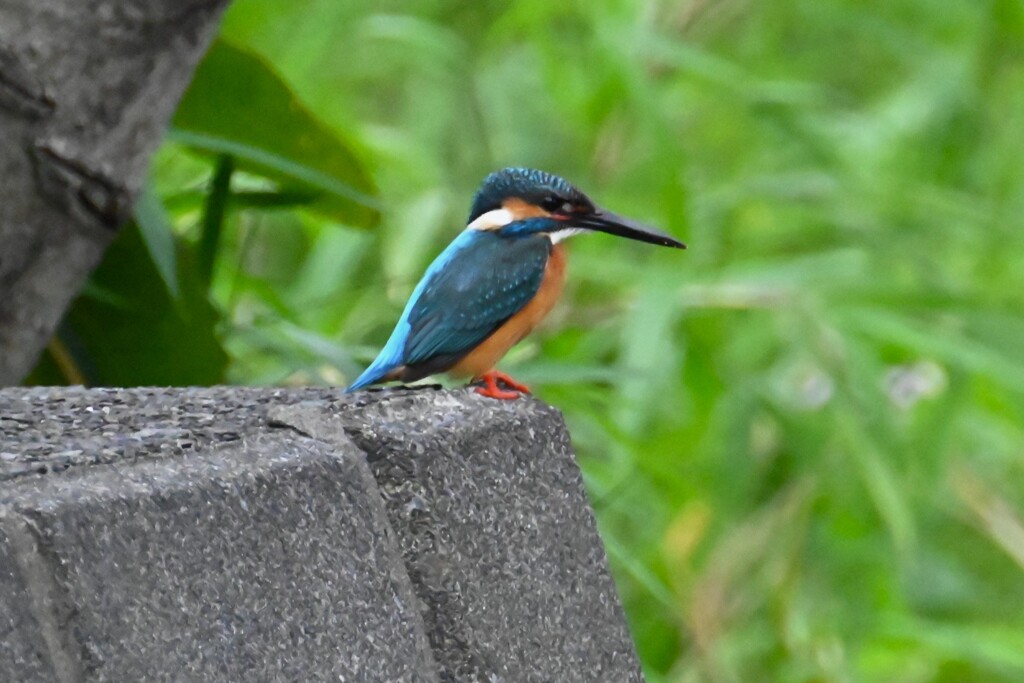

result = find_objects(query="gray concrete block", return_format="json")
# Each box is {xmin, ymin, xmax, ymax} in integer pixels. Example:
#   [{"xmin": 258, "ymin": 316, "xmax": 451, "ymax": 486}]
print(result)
[
  {"xmin": 1, "ymin": 389, "xmax": 439, "ymax": 682},
  {"xmin": 2, "ymin": 386, "xmax": 644, "ymax": 682},
  {"xmin": 272, "ymin": 388, "xmax": 645, "ymax": 683},
  {"xmin": 0, "ymin": 386, "xmax": 331, "ymax": 481},
  {"xmin": 0, "ymin": 525, "xmax": 54, "ymax": 682}
]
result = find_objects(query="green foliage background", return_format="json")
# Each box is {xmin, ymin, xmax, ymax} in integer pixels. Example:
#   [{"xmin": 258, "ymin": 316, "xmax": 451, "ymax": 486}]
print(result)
[{"xmin": 29, "ymin": 0, "xmax": 1024, "ymax": 680}]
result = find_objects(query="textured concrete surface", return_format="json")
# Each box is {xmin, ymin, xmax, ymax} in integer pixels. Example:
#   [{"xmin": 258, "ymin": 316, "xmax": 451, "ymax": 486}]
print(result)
[
  {"xmin": 0, "ymin": 527, "xmax": 52, "ymax": 681},
  {"xmin": 1, "ymin": 386, "xmax": 328, "ymax": 480},
  {"xmin": 0, "ymin": 386, "xmax": 644, "ymax": 682},
  {"xmin": 275, "ymin": 391, "xmax": 644, "ymax": 683}
]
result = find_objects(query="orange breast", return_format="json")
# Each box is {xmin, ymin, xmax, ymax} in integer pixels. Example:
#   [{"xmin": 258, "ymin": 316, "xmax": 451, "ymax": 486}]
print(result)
[{"xmin": 449, "ymin": 243, "xmax": 567, "ymax": 379}]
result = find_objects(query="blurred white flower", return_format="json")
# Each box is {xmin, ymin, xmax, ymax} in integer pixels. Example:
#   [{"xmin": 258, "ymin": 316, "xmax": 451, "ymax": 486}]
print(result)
[
  {"xmin": 773, "ymin": 359, "xmax": 834, "ymax": 411},
  {"xmin": 883, "ymin": 360, "xmax": 946, "ymax": 409}
]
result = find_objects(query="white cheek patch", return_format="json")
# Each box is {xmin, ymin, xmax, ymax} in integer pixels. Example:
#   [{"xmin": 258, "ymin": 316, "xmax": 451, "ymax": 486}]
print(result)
[
  {"xmin": 466, "ymin": 208, "xmax": 514, "ymax": 231},
  {"xmin": 549, "ymin": 228, "xmax": 585, "ymax": 243}
]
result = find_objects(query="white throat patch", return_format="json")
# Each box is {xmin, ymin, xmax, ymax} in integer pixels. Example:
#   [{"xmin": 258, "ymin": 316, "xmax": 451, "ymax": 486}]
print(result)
[
  {"xmin": 549, "ymin": 228, "xmax": 585, "ymax": 243},
  {"xmin": 466, "ymin": 208, "xmax": 584, "ymax": 243},
  {"xmin": 466, "ymin": 208, "xmax": 514, "ymax": 231}
]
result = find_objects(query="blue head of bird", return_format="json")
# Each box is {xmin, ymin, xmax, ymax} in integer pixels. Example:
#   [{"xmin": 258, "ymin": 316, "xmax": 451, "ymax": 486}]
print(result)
[
  {"xmin": 466, "ymin": 167, "xmax": 685, "ymax": 247},
  {"xmin": 347, "ymin": 167, "xmax": 685, "ymax": 399}
]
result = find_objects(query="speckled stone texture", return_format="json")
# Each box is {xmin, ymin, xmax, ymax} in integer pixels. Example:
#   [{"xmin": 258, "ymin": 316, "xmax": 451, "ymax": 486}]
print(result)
[
  {"xmin": 0, "ymin": 386, "xmax": 644, "ymax": 682},
  {"xmin": 0, "ymin": 527, "xmax": 52, "ymax": 681}
]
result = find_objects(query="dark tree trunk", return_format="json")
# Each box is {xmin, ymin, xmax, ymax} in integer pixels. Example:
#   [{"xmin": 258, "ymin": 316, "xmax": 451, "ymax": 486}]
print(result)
[{"xmin": 0, "ymin": 0, "xmax": 230, "ymax": 385}]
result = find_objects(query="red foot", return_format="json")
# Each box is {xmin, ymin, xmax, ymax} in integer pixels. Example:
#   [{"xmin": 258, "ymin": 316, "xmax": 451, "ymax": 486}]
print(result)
[{"xmin": 473, "ymin": 370, "xmax": 531, "ymax": 400}]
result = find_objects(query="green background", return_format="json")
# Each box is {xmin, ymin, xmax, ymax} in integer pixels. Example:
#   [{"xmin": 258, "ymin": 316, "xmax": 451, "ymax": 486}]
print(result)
[{"xmin": 30, "ymin": 1, "xmax": 1024, "ymax": 680}]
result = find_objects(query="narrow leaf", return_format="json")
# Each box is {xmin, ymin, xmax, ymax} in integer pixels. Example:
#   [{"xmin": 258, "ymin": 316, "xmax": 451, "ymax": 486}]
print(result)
[
  {"xmin": 134, "ymin": 184, "xmax": 180, "ymax": 299},
  {"xmin": 199, "ymin": 154, "xmax": 234, "ymax": 286}
]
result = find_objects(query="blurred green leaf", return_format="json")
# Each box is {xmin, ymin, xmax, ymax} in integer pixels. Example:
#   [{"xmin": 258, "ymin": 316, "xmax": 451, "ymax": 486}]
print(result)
[
  {"xmin": 883, "ymin": 617, "xmax": 1024, "ymax": 675},
  {"xmin": 134, "ymin": 184, "xmax": 180, "ymax": 299},
  {"xmin": 30, "ymin": 223, "xmax": 228, "ymax": 386},
  {"xmin": 231, "ymin": 189, "xmax": 319, "ymax": 209},
  {"xmin": 171, "ymin": 39, "xmax": 380, "ymax": 227},
  {"xmin": 846, "ymin": 307, "xmax": 1024, "ymax": 391}
]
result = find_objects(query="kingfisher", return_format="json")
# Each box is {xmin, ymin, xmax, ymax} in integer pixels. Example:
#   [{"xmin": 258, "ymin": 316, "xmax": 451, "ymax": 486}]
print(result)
[{"xmin": 346, "ymin": 167, "xmax": 685, "ymax": 399}]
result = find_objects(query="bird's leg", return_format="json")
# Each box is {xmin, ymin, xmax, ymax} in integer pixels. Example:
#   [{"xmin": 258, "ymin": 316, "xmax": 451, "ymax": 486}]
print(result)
[{"xmin": 473, "ymin": 369, "xmax": 531, "ymax": 400}]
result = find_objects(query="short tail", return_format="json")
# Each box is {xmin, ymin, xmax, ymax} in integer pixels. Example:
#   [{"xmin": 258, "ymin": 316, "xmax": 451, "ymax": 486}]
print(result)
[
  {"xmin": 346, "ymin": 322, "xmax": 409, "ymax": 392},
  {"xmin": 345, "ymin": 355, "xmax": 401, "ymax": 393},
  {"xmin": 345, "ymin": 367, "xmax": 386, "ymax": 392}
]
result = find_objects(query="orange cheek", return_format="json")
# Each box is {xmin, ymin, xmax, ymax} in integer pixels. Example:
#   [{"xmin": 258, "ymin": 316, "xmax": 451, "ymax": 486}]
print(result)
[{"xmin": 502, "ymin": 197, "xmax": 551, "ymax": 221}]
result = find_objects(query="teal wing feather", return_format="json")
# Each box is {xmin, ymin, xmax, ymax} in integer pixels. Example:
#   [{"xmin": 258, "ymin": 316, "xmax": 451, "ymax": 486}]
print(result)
[
  {"xmin": 404, "ymin": 231, "xmax": 550, "ymax": 368},
  {"xmin": 346, "ymin": 229, "xmax": 550, "ymax": 390}
]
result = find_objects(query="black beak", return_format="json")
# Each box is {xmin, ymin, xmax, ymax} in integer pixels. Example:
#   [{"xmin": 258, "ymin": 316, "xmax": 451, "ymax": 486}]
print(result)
[{"xmin": 574, "ymin": 208, "xmax": 686, "ymax": 249}]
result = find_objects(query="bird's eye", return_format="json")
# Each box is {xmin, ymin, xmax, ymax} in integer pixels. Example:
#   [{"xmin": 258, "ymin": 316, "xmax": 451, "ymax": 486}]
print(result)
[{"xmin": 541, "ymin": 195, "xmax": 574, "ymax": 214}]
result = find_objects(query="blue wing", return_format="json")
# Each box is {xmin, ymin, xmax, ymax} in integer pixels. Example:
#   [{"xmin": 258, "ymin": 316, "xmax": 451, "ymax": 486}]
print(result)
[{"xmin": 346, "ymin": 230, "xmax": 551, "ymax": 390}]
